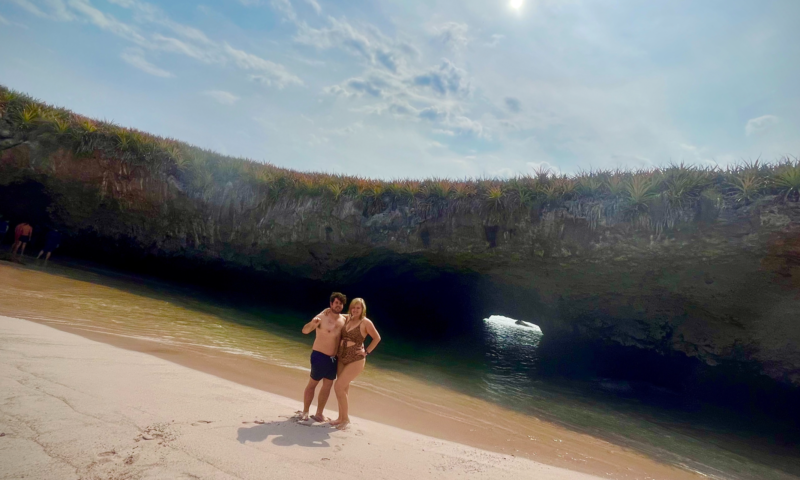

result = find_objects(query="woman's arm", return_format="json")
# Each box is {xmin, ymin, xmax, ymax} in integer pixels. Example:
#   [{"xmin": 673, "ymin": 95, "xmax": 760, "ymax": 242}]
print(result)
[{"xmin": 363, "ymin": 319, "xmax": 381, "ymax": 354}]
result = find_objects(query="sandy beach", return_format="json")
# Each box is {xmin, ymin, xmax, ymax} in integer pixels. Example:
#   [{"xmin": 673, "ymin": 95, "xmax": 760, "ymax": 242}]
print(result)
[{"xmin": 0, "ymin": 314, "xmax": 611, "ymax": 479}]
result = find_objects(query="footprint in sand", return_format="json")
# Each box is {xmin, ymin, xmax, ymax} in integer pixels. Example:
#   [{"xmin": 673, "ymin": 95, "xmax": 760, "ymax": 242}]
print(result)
[
  {"xmin": 97, "ymin": 450, "xmax": 116, "ymax": 457},
  {"xmin": 334, "ymin": 445, "xmax": 342, "ymax": 452},
  {"xmin": 197, "ymin": 420, "xmax": 213, "ymax": 424}
]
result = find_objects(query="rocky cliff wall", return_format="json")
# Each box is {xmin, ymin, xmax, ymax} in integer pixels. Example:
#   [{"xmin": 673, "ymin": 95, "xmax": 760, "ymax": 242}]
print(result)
[{"xmin": 2, "ymin": 120, "xmax": 799, "ymax": 388}]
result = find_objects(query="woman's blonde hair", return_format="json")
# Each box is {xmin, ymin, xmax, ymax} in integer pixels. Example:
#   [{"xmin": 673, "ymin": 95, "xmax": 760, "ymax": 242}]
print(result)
[{"xmin": 347, "ymin": 298, "xmax": 367, "ymax": 322}]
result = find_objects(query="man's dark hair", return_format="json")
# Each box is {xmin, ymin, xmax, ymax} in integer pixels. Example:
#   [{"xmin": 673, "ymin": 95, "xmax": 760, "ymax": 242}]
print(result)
[{"xmin": 330, "ymin": 292, "xmax": 347, "ymax": 305}]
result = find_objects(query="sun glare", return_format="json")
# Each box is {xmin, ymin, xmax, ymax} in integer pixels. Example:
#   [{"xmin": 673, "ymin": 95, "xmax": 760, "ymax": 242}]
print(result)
[{"xmin": 510, "ymin": 0, "xmax": 524, "ymax": 10}]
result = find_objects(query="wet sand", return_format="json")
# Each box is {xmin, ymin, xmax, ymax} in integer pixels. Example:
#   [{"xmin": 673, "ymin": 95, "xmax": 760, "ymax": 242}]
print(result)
[
  {"xmin": 0, "ymin": 315, "xmax": 610, "ymax": 479},
  {"xmin": 0, "ymin": 262, "xmax": 702, "ymax": 479}
]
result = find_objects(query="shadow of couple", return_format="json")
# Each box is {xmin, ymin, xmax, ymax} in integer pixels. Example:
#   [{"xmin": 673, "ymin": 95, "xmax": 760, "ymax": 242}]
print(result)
[{"xmin": 237, "ymin": 419, "xmax": 336, "ymax": 448}]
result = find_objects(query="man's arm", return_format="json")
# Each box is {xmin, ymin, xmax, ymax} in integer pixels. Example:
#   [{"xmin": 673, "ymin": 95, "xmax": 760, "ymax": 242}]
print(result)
[
  {"xmin": 301, "ymin": 309, "xmax": 330, "ymax": 334},
  {"xmin": 302, "ymin": 317, "xmax": 320, "ymax": 334}
]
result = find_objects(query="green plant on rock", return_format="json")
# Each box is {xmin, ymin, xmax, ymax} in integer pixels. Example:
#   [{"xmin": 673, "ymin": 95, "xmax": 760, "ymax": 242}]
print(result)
[
  {"xmin": 327, "ymin": 183, "xmax": 344, "ymax": 200},
  {"xmin": 78, "ymin": 119, "xmax": 97, "ymax": 134},
  {"xmin": 400, "ymin": 181, "xmax": 420, "ymax": 200},
  {"xmin": 727, "ymin": 172, "xmax": 764, "ymax": 204},
  {"xmin": 0, "ymin": 89, "xmax": 19, "ymax": 113},
  {"xmin": 51, "ymin": 117, "xmax": 71, "ymax": 136},
  {"xmin": 506, "ymin": 178, "xmax": 535, "ymax": 208},
  {"xmin": 383, "ymin": 181, "xmax": 403, "ymax": 201},
  {"xmin": 422, "ymin": 179, "xmax": 451, "ymax": 200},
  {"xmin": 773, "ymin": 160, "xmax": 800, "ymax": 201},
  {"xmin": 72, "ymin": 119, "xmax": 100, "ymax": 155},
  {"xmin": 538, "ymin": 182, "xmax": 562, "ymax": 204},
  {"xmin": 115, "ymin": 130, "xmax": 133, "ymax": 151},
  {"xmin": 452, "ymin": 182, "xmax": 475, "ymax": 200},
  {"xmin": 660, "ymin": 164, "xmax": 712, "ymax": 208},
  {"xmin": 577, "ymin": 171, "xmax": 605, "ymax": 198},
  {"xmin": 484, "ymin": 186, "xmax": 504, "ymax": 210},
  {"xmin": 555, "ymin": 176, "xmax": 577, "ymax": 199},
  {"xmin": 531, "ymin": 164, "xmax": 551, "ymax": 183},
  {"xmin": 625, "ymin": 175, "xmax": 657, "ymax": 211},
  {"xmin": 15, "ymin": 104, "xmax": 43, "ymax": 130},
  {"xmin": 367, "ymin": 183, "xmax": 385, "ymax": 198},
  {"xmin": 173, "ymin": 155, "xmax": 190, "ymax": 172},
  {"xmin": 606, "ymin": 173, "xmax": 627, "ymax": 198}
]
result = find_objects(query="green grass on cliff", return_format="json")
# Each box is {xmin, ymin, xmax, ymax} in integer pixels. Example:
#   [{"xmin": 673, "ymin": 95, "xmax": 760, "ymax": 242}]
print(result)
[{"xmin": 2, "ymin": 84, "xmax": 799, "ymax": 215}]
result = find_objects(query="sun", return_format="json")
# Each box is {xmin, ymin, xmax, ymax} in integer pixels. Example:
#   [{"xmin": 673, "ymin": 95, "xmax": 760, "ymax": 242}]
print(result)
[{"xmin": 510, "ymin": 0, "xmax": 524, "ymax": 9}]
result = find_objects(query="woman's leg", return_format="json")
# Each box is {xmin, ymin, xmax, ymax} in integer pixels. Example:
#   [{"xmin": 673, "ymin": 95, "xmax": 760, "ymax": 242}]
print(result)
[{"xmin": 330, "ymin": 359, "xmax": 365, "ymax": 429}]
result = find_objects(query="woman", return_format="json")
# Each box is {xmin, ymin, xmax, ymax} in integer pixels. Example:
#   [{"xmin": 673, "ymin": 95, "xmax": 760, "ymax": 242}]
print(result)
[{"xmin": 330, "ymin": 298, "xmax": 381, "ymax": 430}]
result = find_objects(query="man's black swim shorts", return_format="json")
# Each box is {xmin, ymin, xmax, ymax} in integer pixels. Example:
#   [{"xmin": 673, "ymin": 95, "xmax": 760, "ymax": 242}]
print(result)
[{"xmin": 310, "ymin": 350, "xmax": 337, "ymax": 381}]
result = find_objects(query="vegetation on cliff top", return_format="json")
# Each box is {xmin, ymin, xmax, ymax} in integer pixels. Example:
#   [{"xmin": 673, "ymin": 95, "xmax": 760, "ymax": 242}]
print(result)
[{"xmin": 2, "ymin": 84, "xmax": 799, "ymax": 219}]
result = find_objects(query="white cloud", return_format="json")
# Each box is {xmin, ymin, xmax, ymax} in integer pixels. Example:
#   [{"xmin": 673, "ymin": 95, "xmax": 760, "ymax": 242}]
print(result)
[
  {"xmin": 431, "ymin": 22, "xmax": 470, "ymax": 51},
  {"xmin": 223, "ymin": 43, "xmax": 304, "ymax": 88},
  {"xmin": 745, "ymin": 115, "xmax": 779, "ymax": 136},
  {"xmin": 294, "ymin": 17, "xmax": 411, "ymax": 73},
  {"xmin": 326, "ymin": 122, "xmax": 363, "ymax": 136},
  {"xmin": 308, "ymin": 133, "xmax": 329, "ymax": 146},
  {"xmin": 485, "ymin": 34, "xmax": 504, "ymax": 48},
  {"xmin": 304, "ymin": 0, "xmax": 321, "ymax": 15},
  {"xmin": 271, "ymin": 0, "xmax": 296, "ymax": 22},
  {"xmin": 44, "ymin": 0, "xmax": 74, "ymax": 20},
  {"xmin": 150, "ymin": 34, "xmax": 217, "ymax": 62},
  {"xmin": 10, "ymin": 0, "xmax": 75, "ymax": 20},
  {"xmin": 120, "ymin": 50, "xmax": 173, "ymax": 77},
  {"xmin": 204, "ymin": 90, "xmax": 240, "ymax": 105},
  {"xmin": 68, "ymin": 0, "xmax": 145, "ymax": 43},
  {"xmin": 413, "ymin": 59, "xmax": 471, "ymax": 96},
  {"xmin": 8, "ymin": 0, "xmax": 46, "ymax": 17},
  {"xmin": 13, "ymin": 0, "xmax": 302, "ymax": 90},
  {"xmin": 0, "ymin": 14, "xmax": 9, "ymax": 25},
  {"xmin": 504, "ymin": 97, "xmax": 521, "ymax": 112}
]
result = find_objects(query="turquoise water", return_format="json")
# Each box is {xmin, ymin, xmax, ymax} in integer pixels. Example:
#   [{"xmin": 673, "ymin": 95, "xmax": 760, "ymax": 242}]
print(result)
[{"xmin": 1, "ymin": 260, "xmax": 799, "ymax": 480}]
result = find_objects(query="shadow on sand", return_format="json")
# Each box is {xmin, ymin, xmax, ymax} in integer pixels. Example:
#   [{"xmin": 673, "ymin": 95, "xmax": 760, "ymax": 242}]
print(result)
[{"xmin": 237, "ymin": 419, "xmax": 335, "ymax": 448}]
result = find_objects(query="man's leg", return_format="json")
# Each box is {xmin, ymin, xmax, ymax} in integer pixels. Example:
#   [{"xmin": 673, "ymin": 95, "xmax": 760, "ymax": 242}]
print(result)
[
  {"xmin": 37, "ymin": 251, "xmax": 44, "ymax": 260},
  {"xmin": 302, "ymin": 377, "xmax": 320, "ymax": 420},
  {"xmin": 20, "ymin": 242, "xmax": 27, "ymax": 256},
  {"xmin": 11, "ymin": 241, "xmax": 19, "ymax": 255},
  {"xmin": 312, "ymin": 378, "xmax": 334, "ymax": 422}
]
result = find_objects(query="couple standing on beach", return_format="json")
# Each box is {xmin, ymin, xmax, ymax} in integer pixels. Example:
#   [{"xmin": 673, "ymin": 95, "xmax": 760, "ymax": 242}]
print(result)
[{"xmin": 300, "ymin": 292, "xmax": 381, "ymax": 430}]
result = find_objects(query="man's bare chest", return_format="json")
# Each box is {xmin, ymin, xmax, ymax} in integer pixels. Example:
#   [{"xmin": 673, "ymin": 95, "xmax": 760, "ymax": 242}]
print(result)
[{"xmin": 320, "ymin": 317, "xmax": 341, "ymax": 335}]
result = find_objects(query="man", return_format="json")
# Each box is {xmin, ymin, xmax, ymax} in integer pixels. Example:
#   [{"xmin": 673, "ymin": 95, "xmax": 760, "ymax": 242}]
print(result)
[
  {"xmin": 36, "ymin": 228, "xmax": 62, "ymax": 264},
  {"xmin": 11, "ymin": 222, "xmax": 33, "ymax": 257},
  {"xmin": 299, "ymin": 292, "xmax": 347, "ymax": 422}
]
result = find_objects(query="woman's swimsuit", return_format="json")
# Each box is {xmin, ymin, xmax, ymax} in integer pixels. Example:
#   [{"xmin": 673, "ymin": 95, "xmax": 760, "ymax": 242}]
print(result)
[{"xmin": 338, "ymin": 321, "xmax": 366, "ymax": 366}]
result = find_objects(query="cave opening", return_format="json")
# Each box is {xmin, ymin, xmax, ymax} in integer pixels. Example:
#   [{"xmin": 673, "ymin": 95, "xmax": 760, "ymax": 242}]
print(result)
[{"xmin": 0, "ymin": 180, "xmax": 55, "ymax": 247}]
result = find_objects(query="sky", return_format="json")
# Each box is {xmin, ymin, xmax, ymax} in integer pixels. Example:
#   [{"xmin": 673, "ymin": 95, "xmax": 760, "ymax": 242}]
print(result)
[{"xmin": 1, "ymin": 0, "xmax": 799, "ymax": 179}]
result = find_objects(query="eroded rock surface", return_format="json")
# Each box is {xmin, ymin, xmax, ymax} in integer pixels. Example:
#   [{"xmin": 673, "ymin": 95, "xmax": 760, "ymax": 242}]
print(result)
[{"xmin": 2, "ymin": 135, "xmax": 799, "ymax": 387}]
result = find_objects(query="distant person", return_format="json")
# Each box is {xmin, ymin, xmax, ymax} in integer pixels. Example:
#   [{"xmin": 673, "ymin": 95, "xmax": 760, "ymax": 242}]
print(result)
[
  {"xmin": 36, "ymin": 229, "xmax": 62, "ymax": 264},
  {"xmin": 0, "ymin": 216, "xmax": 8, "ymax": 243},
  {"xmin": 11, "ymin": 222, "xmax": 33, "ymax": 257},
  {"xmin": 330, "ymin": 298, "xmax": 381, "ymax": 430},
  {"xmin": 299, "ymin": 292, "xmax": 347, "ymax": 423}
]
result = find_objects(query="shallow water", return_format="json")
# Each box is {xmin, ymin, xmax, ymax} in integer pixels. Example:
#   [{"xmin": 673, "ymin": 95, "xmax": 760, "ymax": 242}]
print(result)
[{"xmin": 1, "ymin": 260, "xmax": 798, "ymax": 480}]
